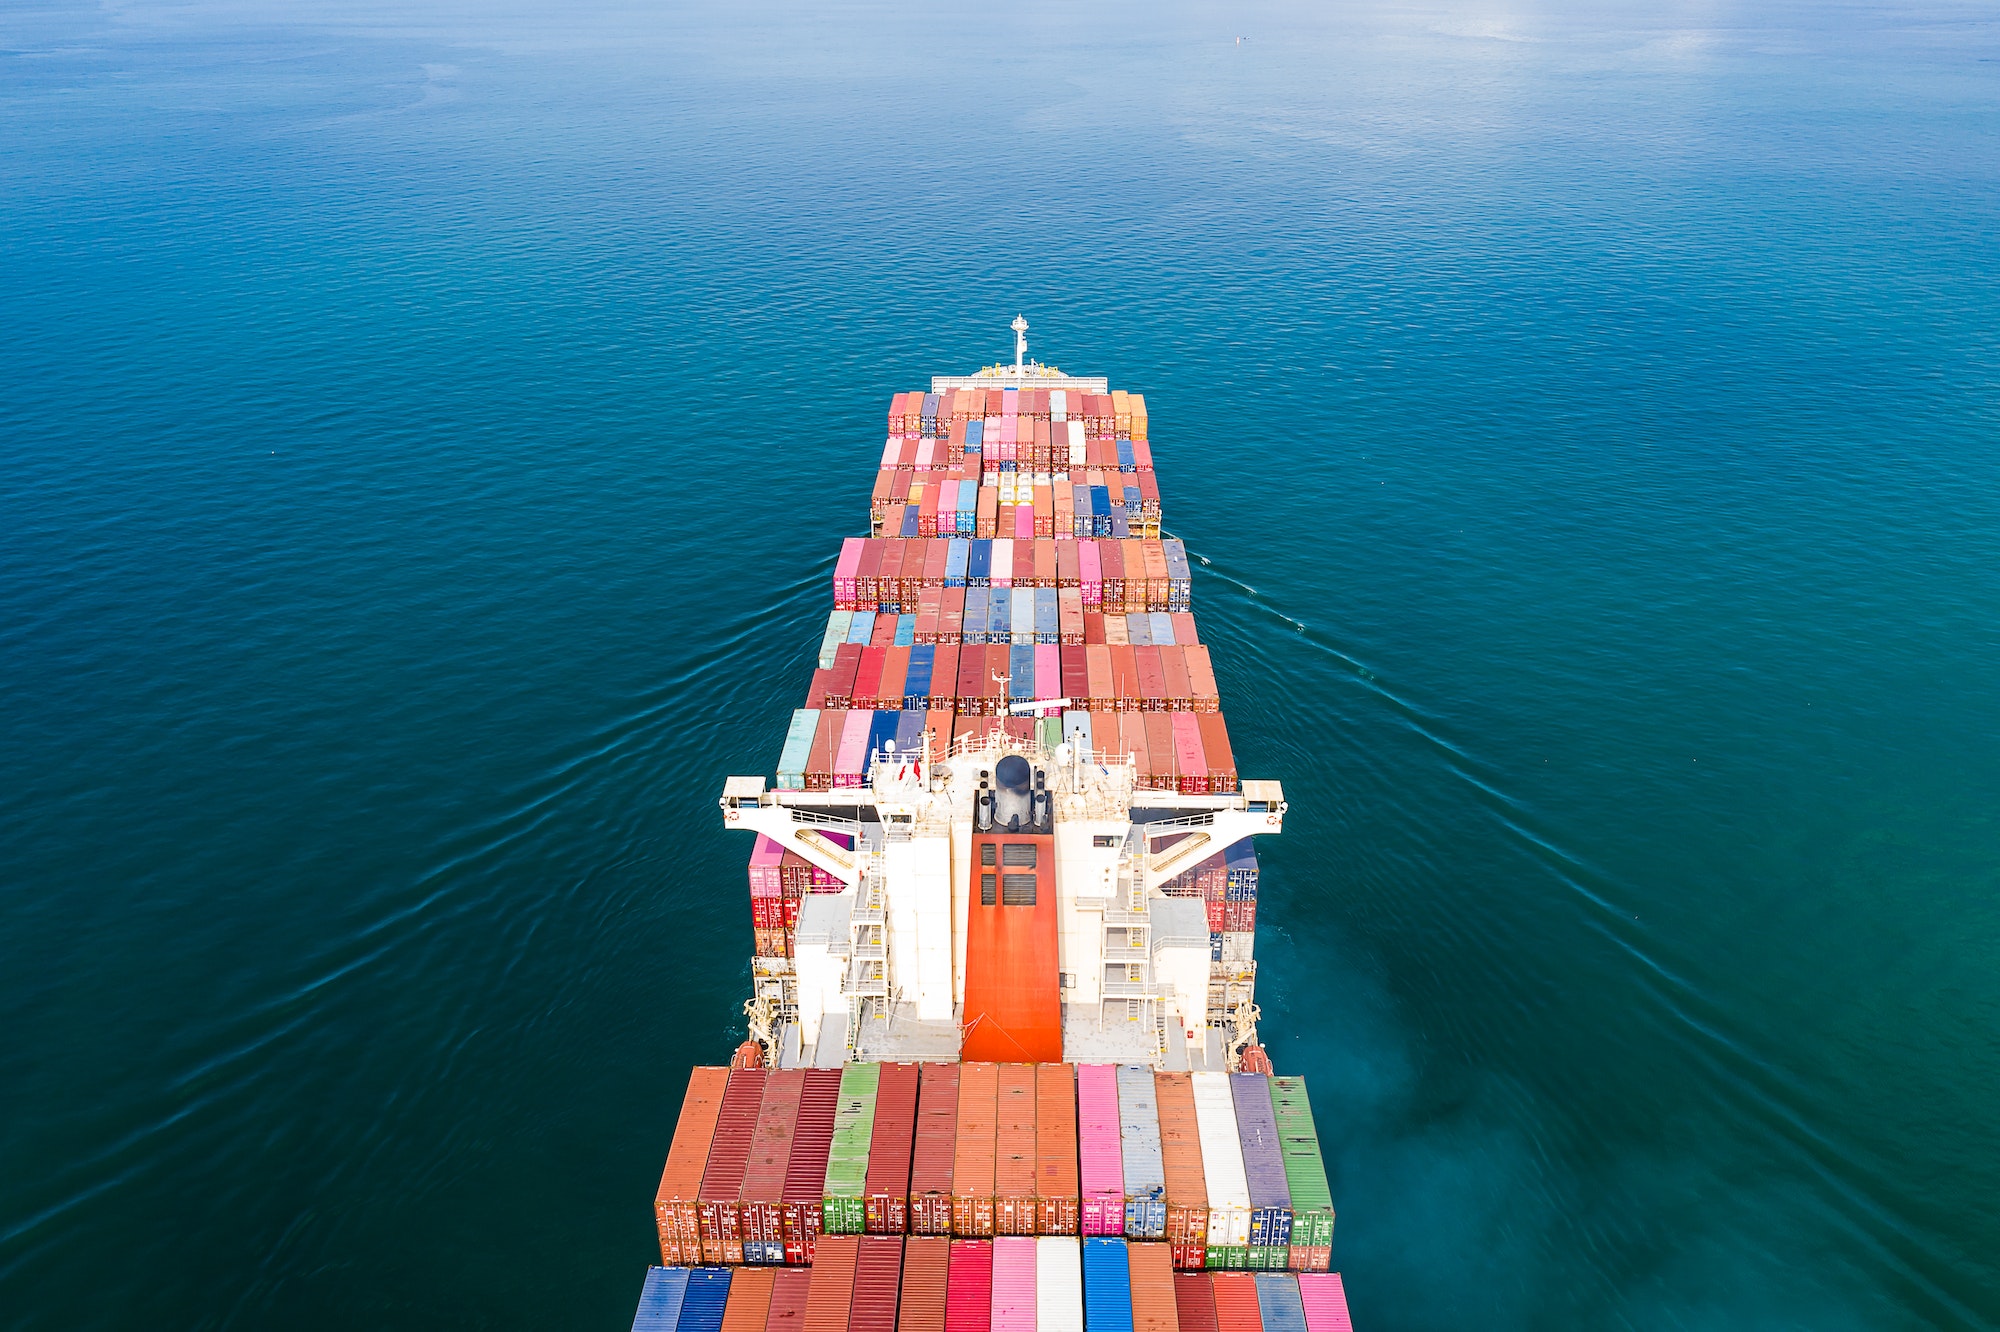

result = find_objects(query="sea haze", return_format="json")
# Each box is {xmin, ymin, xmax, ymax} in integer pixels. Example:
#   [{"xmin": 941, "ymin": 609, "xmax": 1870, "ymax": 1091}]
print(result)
[{"xmin": 2, "ymin": 0, "xmax": 1997, "ymax": 1327}]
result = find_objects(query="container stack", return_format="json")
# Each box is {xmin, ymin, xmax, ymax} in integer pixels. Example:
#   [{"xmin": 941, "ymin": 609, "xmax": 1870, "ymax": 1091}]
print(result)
[{"xmin": 655, "ymin": 1065, "xmax": 1330, "ymax": 1275}]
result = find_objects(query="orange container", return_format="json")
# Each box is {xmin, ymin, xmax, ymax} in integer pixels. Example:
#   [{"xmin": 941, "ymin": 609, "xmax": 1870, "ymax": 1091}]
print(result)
[
  {"xmin": 723, "ymin": 1268, "xmax": 777, "ymax": 1332},
  {"xmin": 1129, "ymin": 1244, "xmax": 1182, "ymax": 1332},
  {"xmin": 1034, "ymin": 1062, "xmax": 1079, "ymax": 1234},
  {"xmin": 1210, "ymin": 1274, "xmax": 1261, "ymax": 1332},
  {"xmin": 1196, "ymin": 713, "xmax": 1236, "ymax": 794},
  {"xmin": 700, "ymin": 1068, "xmax": 767, "ymax": 1263},
  {"xmin": 802, "ymin": 1235, "xmax": 859, "ymax": 1332},
  {"xmin": 1155, "ymin": 1073, "xmax": 1210, "ymax": 1260},
  {"xmin": 993, "ymin": 1064, "xmax": 1037, "ymax": 1235},
  {"xmin": 952, "ymin": 1062, "xmax": 998, "ymax": 1236},
  {"xmin": 656, "ymin": 1066, "xmax": 730, "ymax": 1265},
  {"xmin": 899, "ymin": 1236, "xmax": 952, "ymax": 1332}
]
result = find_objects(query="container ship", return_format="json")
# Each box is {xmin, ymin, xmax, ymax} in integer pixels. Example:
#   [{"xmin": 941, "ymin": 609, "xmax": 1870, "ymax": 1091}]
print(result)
[{"xmin": 631, "ymin": 323, "xmax": 1355, "ymax": 1332}]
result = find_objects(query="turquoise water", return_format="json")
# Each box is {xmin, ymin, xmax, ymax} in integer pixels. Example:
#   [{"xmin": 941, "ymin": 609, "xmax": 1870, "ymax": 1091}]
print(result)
[{"xmin": 4, "ymin": 0, "xmax": 1998, "ymax": 1326}]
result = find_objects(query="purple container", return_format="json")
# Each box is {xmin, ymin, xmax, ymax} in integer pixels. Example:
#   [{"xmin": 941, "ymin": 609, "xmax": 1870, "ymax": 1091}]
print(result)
[{"xmin": 1230, "ymin": 1073, "xmax": 1293, "ymax": 1247}]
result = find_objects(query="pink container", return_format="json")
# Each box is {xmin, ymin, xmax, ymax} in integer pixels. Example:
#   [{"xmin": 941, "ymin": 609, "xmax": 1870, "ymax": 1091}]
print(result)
[
  {"xmin": 991, "ymin": 1237, "xmax": 1037, "ymax": 1332},
  {"xmin": 1171, "ymin": 713, "xmax": 1207, "ymax": 794},
  {"xmin": 991, "ymin": 540, "xmax": 1014, "ymax": 590},
  {"xmin": 1034, "ymin": 646, "xmax": 1060, "ymax": 704},
  {"xmin": 1015, "ymin": 506, "xmax": 1034, "ymax": 540},
  {"xmin": 881, "ymin": 437, "xmax": 902, "ymax": 469},
  {"xmin": 836, "ymin": 538, "xmax": 865, "ymax": 608},
  {"xmin": 749, "ymin": 835, "xmax": 784, "ymax": 899},
  {"xmin": 1077, "ymin": 1065, "xmax": 1124, "ymax": 1236},
  {"xmin": 834, "ymin": 710, "xmax": 873, "ymax": 788},
  {"xmin": 1078, "ymin": 542, "xmax": 1102, "ymax": 609},
  {"xmin": 1296, "ymin": 1275, "xmax": 1352, "ymax": 1332},
  {"xmin": 947, "ymin": 1240, "xmax": 994, "ymax": 1332}
]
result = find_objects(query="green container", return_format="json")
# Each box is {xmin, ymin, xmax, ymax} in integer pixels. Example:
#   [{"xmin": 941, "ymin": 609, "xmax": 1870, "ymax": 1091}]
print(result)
[
  {"xmin": 821, "ymin": 1063, "xmax": 880, "ymax": 1234},
  {"xmin": 1246, "ymin": 1246, "xmax": 1289, "ymax": 1271},
  {"xmin": 1269, "ymin": 1077, "xmax": 1336, "ymax": 1249},
  {"xmin": 1205, "ymin": 1246, "xmax": 1249, "ymax": 1270},
  {"xmin": 1036, "ymin": 715, "xmax": 1063, "ymax": 752}
]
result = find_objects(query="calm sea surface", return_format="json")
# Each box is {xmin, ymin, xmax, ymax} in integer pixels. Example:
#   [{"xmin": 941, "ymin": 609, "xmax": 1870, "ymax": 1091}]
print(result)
[{"xmin": 4, "ymin": 1, "xmax": 1998, "ymax": 1327}]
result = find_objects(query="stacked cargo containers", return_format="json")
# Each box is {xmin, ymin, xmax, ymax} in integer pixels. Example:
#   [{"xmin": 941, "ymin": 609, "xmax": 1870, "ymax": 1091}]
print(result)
[
  {"xmin": 1209, "ymin": 1274, "xmax": 1262, "ymax": 1332},
  {"xmin": 1036, "ymin": 1236, "xmax": 1082, "ymax": 1332},
  {"xmin": 946, "ymin": 1240, "xmax": 994, "ymax": 1332},
  {"xmin": 913, "ymin": 1064, "xmax": 960, "ymax": 1235},
  {"xmin": 1078, "ymin": 1065, "xmax": 1123, "ymax": 1236},
  {"xmin": 1128, "ymin": 1244, "xmax": 1181, "ymax": 1332},
  {"xmin": 991, "ymin": 1237, "xmax": 1036, "ymax": 1332},
  {"xmin": 633, "ymin": 1267, "xmax": 690, "ymax": 1332},
  {"xmin": 899, "ymin": 1237, "xmax": 951, "ymax": 1332},
  {"xmin": 994, "ymin": 1064, "xmax": 1038, "ymax": 1236},
  {"xmin": 1082, "ymin": 1239, "xmax": 1134, "ymax": 1332},
  {"xmin": 1252, "ymin": 1275, "xmax": 1306, "ymax": 1332},
  {"xmin": 768, "ymin": 1269, "xmax": 813, "ymax": 1332},
  {"xmin": 1154, "ymin": 1073, "xmax": 1210, "ymax": 1269},
  {"xmin": 1173, "ymin": 1272, "xmax": 1217, "ymax": 1332},
  {"xmin": 743, "ymin": 1071, "xmax": 806, "ymax": 1263},
  {"xmin": 953, "ymin": 1063, "xmax": 999, "ymax": 1236},
  {"xmin": 724, "ymin": 1268, "xmax": 777, "ymax": 1332},
  {"xmin": 1267, "ymin": 1079, "xmax": 1334, "ymax": 1272},
  {"xmin": 802, "ymin": 1235, "xmax": 858, "ymax": 1332},
  {"xmin": 683, "ymin": 1268, "xmax": 735, "ymax": 1332},
  {"xmin": 866, "ymin": 1063, "xmax": 920, "ymax": 1234},
  {"xmin": 782, "ymin": 1069, "xmax": 843, "ymax": 1264},
  {"xmin": 824, "ymin": 1063, "xmax": 880, "ymax": 1235},
  {"xmin": 1192, "ymin": 1074, "xmax": 1252, "ymax": 1268},
  {"xmin": 1034, "ymin": 1063, "xmax": 1080, "ymax": 1235},
  {"xmin": 1294, "ymin": 1275, "xmax": 1351, "ymax": 1332},
  {"xmin": 657, "ymin": 1067, "xmax": 730, "ymax": 1265},
  {"xmin": 1116, "ymin": 1065, "xmax": 1167, "ymax": 1240},
  {"xmin": 850, "ymin": 1236, "xmax": 904, "ymax": 1332},
  {"xmin": 702, "ymin": 1069, "xmax": 767, "ymax": 1264},
  {"xmin": 1229, "ymin": 1075, "xmax": 1291, "ymax": 1268}
]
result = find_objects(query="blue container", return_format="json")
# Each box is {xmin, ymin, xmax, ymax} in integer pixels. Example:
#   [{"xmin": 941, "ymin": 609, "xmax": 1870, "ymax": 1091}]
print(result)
[
  {"xmin": 899, "ymin": 507, "xmax": 920, "ymax": 538},
  {"xmin": 946, "ymin": 539, "xmax": 970, "ymax": 586},
  {"xmin": 895, "ymin": 614, "xmax": 917, "ymax": 647},
  {"xmin": 922, "ymin": 391, "xmax": 940, "ymax": 422},
  {"xmin": 905, "ymin": 645, "xmax": 935, "ymax": 706},
  {"xmin": 818, "ymin": 610, "xmax": 852, "ymax": 669},
  {"xmin": 893, "ymin": 709, "xmax": 927, "ymax": 761},
  {"xmin": 1090, "ymin": 485, "xmax": 1111, "ymax": 520},
  {"xmin": 864, "ymin": 711, "xmax": 901, "ymax": 776},
  {"xmin": 846, "ymin": 612, "xmax": 875, "ymax": 645},
  {"xmin": 743, "ymin": 1241, "xmax": 785, "ymax": 1265},
  {"xmin": 1062, "ymin": 710, "xmax": 1093, "ymax": 752},
  {"xmin": 987, "ymin": 588, "xmax": 1011, "ymax": 644},
  {"xmin": 1163, "ymin": 540, "xmax": 1191, "ymax": 579},
  {"xmin": 1081, "ymin": 1239, "xmax": 1134, "ymax": 1332},
  {"xmin": 963, "ymin": 588, "xmax": 989, "ymax": 642},
  {"xmin": 1149, "ymin": 612, "xmax": 1175, "ymax": 646},
  {"xmin": 1253, "ymin": 1275, "xmax": 1307, "ymax": 1332},
  {"xmin": 1116, "ymin": 440, "xmax": 1135, "ymax": 471},
  {"xmin": 1226, "ymin": 839, "xmax": 1259, "ymax": 900},
  {"xmin": 1034, "ymin": 589, "xmax": 1059, "ymax": 644},
  {"xmin": 960, "ymin": 502, "xmax": 977, "ymax": 535},
  {"xmin": 1111, "ymin": 510, "xmax": 1131, "ymax": 539},
  {"xmin": 1072, "ymin": 483, "xmax": 1092, "ymax": 519},
  {"xmin": 968, "ymin": 540, "xmax": 992, "ymax": 587},
  {"xmin": 1128, "ymin": 614, "xmax": 1152, "ymax": 647},
  {"xmin": 1009, "ymin": 644, "xmax": 1036, "ymax": 702},
  {"xmin": 678, "ymin": 1268, "xmax": 733, "ymax": 1332},
  {"xmin": 630, "ymin": 1267, "xmax": 688, "ymax": 1332},
  {"xmin": 1211, "ymin": 933, "xmax": 1224, "ymax": 962},
  {"xmin": 966, "ymin": 419, "xmax": 984, "ymax": 451}
]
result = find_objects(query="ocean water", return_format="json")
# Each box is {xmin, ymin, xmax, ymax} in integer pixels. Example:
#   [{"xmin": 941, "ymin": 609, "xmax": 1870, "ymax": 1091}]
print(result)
[{"xmin": 4, "ymin": 0, "xmax": 1998, "ymax": 1326}]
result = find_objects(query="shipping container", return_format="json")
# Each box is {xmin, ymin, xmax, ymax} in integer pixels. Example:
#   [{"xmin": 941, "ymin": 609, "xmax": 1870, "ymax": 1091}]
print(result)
[
  {"xmin": 824, "ymin": 1062, "xmax": 881, "ymax": 1235},
  {"xmin": 865, "ymin": 1062, "xmax": 920, "ymax": 1234},
  {"xmin": 1293, "ymin": 1276, "xmax": 1350, "ymax": 1332},
  {"xmin": 896, "ymin": 1237, "xmax": 950, "ymax": 1332},
  {"xmin": 1035, "ymin": 1237, "xmax": 1082, "ymax": 1332},
  {"xmin": 1076, "ymin": 1065, "xmax": 1123, "ymax": 1236},
  {"xmin": 1116, "ymin": 1065, "xmax": 1167, "ymax": 1240},
  {"xmin": 741, "ymin": 1070, "xmax": 806, "ymax": 1261},
  {"xmin": 1251, "ymin": 1275, "xmax": 1305, "ymax": 1332},
  {"xmin": 1192, "ymin": 1075, "xmax": 1251, "ymax": 1251},
  {"xmin": 1082, "ymin": 1239, "xmax": 1134, "ymax": 1332},
  {"xmin": 953, "ymin": 1062, "xmax": 998, "ymax": 1236},
  {"xmin": 1266, "ymin": 1079, "xmax": 1334, "ymax": 1261},
  {"xmin": 994, "ymin": 1064, "xmax": 1038, "ymax": 1236},
  {"xmin": 992, "ymin": 1237, "xmax": 1037, "ymax": 1332},
  {"xmin": 850, "ymin": 1236, "xmax": 904, "ymax": 1332},
  {"xmin": 1173, "ymin": 1274, "xmax": 1217, "ymax": 1332},
  {"xmin": 682, "ymin": 1268, "xmax": 735, "ymax": 1332},
  {"xmin": 781, "ymin": 1068, "xmax": 843, "ymax": 1263},
  {"xmin": 701, "ymin": 1068, "xmax": 767, "ymax": 1264},
  {"xmin": 1229, "ymin": 1076, "xmax": 1291, "ymax": 1250},
  {"xmin": 946, "ymin": 1240, "xmax": 994, "ymax": 1332},
  {"xmin": 802, "ymin": 1235, "xmax": 858, "ymax": 1332},
  {"xmin": 1154, "ymin": 1073, "xmax": 1209, "ymax": 1266},
  {"xmin": 724, "ymin": 1267, "xmax": 778, "ymax": 1332},
  {"xmin": 633, "ymin": 1266, "xmax": 691, "ymax": 1332},
  {"xmin": 1128, "ymin": 1245, "xmax": 1181, "ymax": 1332},
  {"xmin": 1033, "ymin": 1063, "xmax": 1078, "ymax": 1235},
  {"xmin": 657, "ymin": 1067, "xmax": 730, "ymax": 1265},
  {"xmin": 1209, "ymin": 1274, "xmax": 1262, "ymax": 1332}
]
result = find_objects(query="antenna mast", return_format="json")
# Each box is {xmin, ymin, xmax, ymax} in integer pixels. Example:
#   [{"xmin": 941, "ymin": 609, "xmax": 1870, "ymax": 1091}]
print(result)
[{"xmin": 1012, "ymin": 315, "xmax": 1029, "ymax": 371}]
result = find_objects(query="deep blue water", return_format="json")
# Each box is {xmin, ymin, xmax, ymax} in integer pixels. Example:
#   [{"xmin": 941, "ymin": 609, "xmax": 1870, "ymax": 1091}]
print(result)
[{"xmin": 4, "ymin": 1, "xmax": 1999, "ymax": 1327}]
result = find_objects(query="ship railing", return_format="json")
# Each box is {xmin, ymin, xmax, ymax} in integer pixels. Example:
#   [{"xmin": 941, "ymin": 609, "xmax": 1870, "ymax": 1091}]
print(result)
[{"xmin": 1100, "ymin": 978, "xmax": 1157, "ymax": 1000}]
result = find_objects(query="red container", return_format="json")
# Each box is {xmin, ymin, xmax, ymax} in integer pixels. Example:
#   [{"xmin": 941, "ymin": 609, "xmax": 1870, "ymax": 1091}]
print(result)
[
  {"xmin": 1196, "ymin": 713, "xmax": 1236, "ymax": 793},
  {"xmin": 864, "ymin": 1062, "xmax": 920, "ymax": 1233},
  {"xmin": 1135, "ymin": 646, "xmax": 1167, "ymax": 712},
  {"xmin": 993, "ymin": 1064, "xmax": 1037, "ymax": 1236},
  {"xmin": 912, "ymin": 1064, "xmax": 960, "ymax": 1234},
  {"xmin": 802, "ymin": 1235, "xmax": 858, "ymax": 1332},
  {"xmin": 900, "ymin": 1236, "xmax": 951, "ymax": 1332},
  {"xmin": 1210, "ymin": 1274, "xmax": 1262, "ymax": 1332},
  {"xmin": 656, "ymin": 1066, "xmax": 730, "ymax": 1265},
  {"xmin": 828, "ymin": 645, "xmax": 863, "ymax": 711},
  {"xmin": 781, "ymin": 1068, "xmax": 843, "ymax": 1263},
  {"xmin": 930, "ymin": 644, "xmax": 961, "ymax": 708},
  {"xmin": 1034, "ymin": 1063, "xmax": 1079, "ymax": 1235},
  {"xmin": 1223, "ymin": 900, "xmax": 1257, "ymax": 933},
  {"xmin": 945, "ymin": 1240, "xmax": 994, "ymax": 1332},
  {"xmin": 741, "ymin": 1069, "xmax": 805, "ymax": 1247},
  {"xmin": 1059, "ymin": 648, "xmax": 1089, "ymax": 707},
  {"xmin": 1159, "ymin": 648, "xmax": 1192, "ymax": 711},
  {"xmin": 1110, "ymin": 646, "xmax": 1140, "ymax": 712},
  {"xmin": 700, "ymin": 1068, "xmax": 767, "ymax": 1263},
  {"xmin": 850, "ymin": 1236, "xmax": 905, "ymax": 1332},
  {"xmin": 768, "ymin": 1269, "xmax": 814, "ymax": 1332},
  {"xmin": 1174, "ymin": 1274, "xmax": 1218, "ymax": 1332},
  {"xmin": 952, "ymin": 1062, "xmax": 998, "ymax": 1236}
]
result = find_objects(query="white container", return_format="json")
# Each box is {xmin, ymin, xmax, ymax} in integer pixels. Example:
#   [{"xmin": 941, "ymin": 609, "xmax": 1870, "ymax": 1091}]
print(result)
[
  {"xmin": 1035, "ymin": 1237, "xmax": 1084, "ymax": 1332},
  {"xmin": 1192, "ymin": 1071, "xmax": 1252, "ymax": 1246}
]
